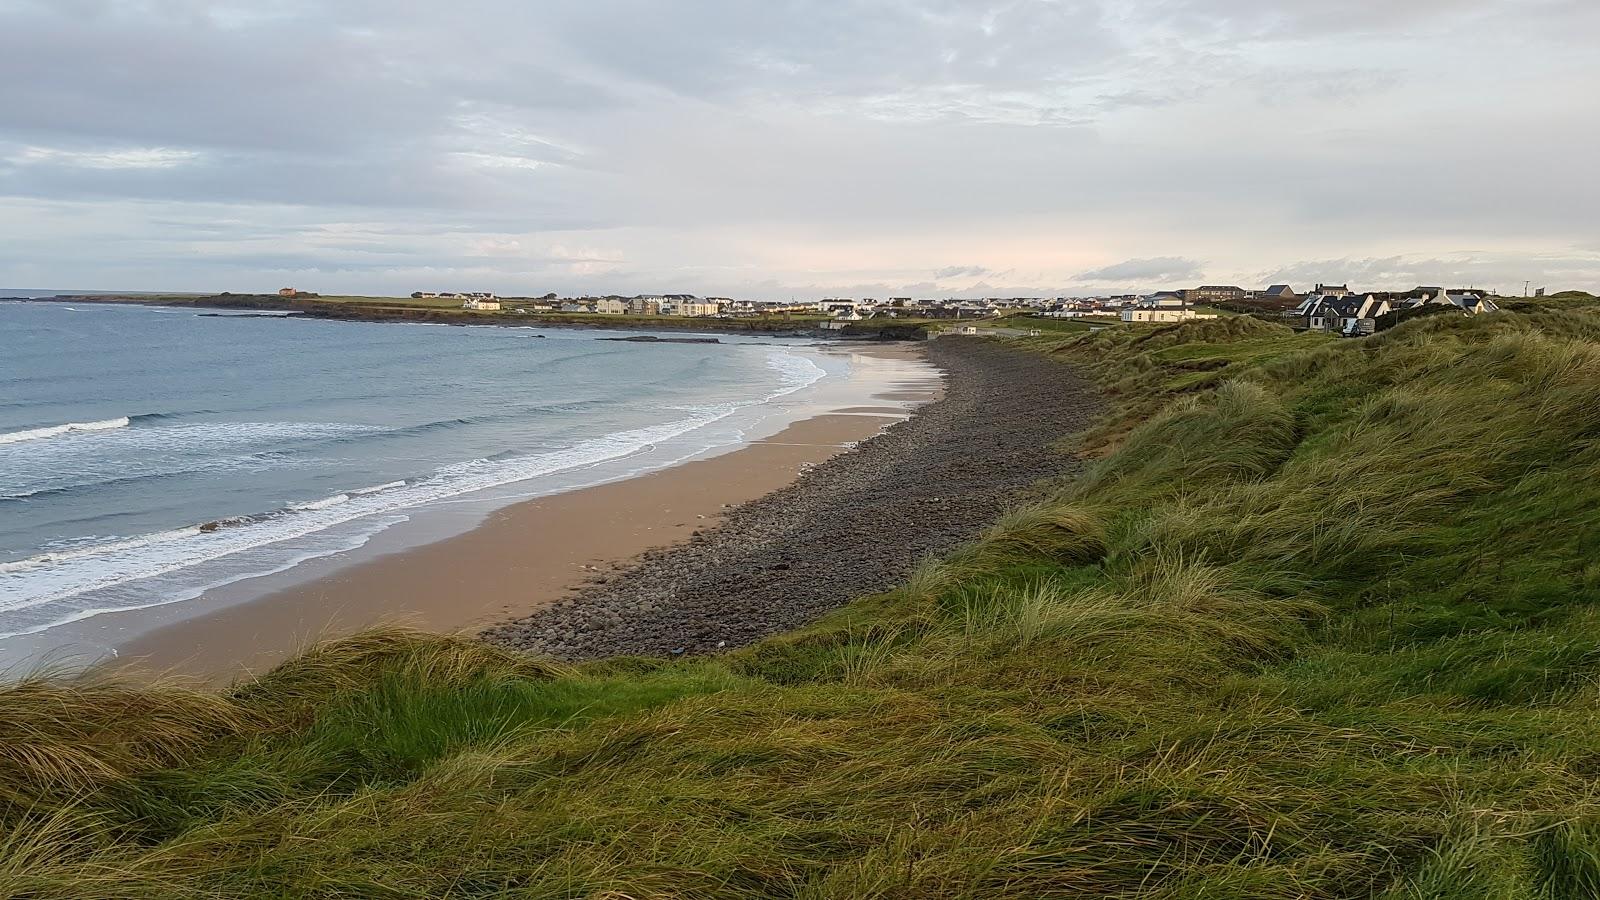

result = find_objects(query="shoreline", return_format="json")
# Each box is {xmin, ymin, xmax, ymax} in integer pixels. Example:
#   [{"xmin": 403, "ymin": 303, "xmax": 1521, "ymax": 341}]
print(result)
[
  {"xmin": 109, "ymin": 346, "xmax": 941, "ymax": 682},
  {"xmin": 489, "ymin": 337, "xmax": 1101, "ymax": 660},
  {"xmin": 2, "ymin": 295, "xmax": 927, "ymax": 340}
]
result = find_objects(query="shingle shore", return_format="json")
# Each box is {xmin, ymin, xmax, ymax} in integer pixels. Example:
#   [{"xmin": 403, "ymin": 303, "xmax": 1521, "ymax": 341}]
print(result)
[{"xmin": 481, "ymin": 337, "xmax": 1100, "ymax": 661}]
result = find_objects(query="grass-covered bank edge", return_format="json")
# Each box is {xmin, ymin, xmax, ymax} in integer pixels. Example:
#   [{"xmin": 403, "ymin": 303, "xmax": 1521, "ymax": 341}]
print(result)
[{"xmin": 6, "ymin": 298, "xmax": 1600, "ymax": 896}]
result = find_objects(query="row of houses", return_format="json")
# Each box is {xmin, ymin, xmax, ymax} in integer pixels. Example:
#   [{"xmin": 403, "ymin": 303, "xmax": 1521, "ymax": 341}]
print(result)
[
  {"xmin": 413, "ymin": 282, "xmax": 1504, "ymax": 332},
  {"xmin": 443, "ymin": 293, "xmax": 735, "ymax": 317},
  {"xmin": 440, "ymin": 293, "xmax": 1021, "ymax": 320},
  {"xmin": 813, "ymin": 298, "xmax": 1011, "ymax": 320},
  {"xmin": 1036, "ymin": 282, "xmax": 1504, "ymax": 332},
  {"xmin": 1294, "ymin": 286, "xmax": 1501, "ymax": 336}
]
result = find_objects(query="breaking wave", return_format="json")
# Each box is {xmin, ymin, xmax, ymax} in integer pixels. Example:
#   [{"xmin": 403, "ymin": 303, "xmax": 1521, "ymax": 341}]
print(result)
[
  {"xmin": 0, "ymin": 348, "xmax": 829, "ymax": 640},
  {"xmin": 0, "ymin": 417, "xmax": 130, "ymax": 445}
]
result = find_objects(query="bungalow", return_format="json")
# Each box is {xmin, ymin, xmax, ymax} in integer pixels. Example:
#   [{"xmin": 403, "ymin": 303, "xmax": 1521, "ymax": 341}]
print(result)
[
  {"xmin": 1260, "ymin": 284, "xmax": 1299, "ymax": 303},
  {"xmin": 1302, "ymin": 294, "xmax": 1391, "ymax": 336},
  {"xmin": 1442, "ymin": 292, "xmax": 1500, "ymax": 315},
  {"xmin": 1397, "ymin": 290, "xmax": 1501, "ymax": 316},
  {"xmin": 1120, "ymin": 296, "xmax": 1220, "ymax": 323},
  {"xmin": 462, "ymin": 297, "xmax": 502, "ymax": 311},
  {"xmin": 1143, "ymin": 291, "xmax": 1187, "ymax": 308},
  {"xmin": 1121, "ymin": 307, "xmax": 1219, "ymax": 323}
]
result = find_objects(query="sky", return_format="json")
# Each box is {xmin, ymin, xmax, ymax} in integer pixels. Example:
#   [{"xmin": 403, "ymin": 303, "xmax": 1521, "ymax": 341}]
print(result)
[{"xmin": 2, "ymin": 0, "xmax": 1597, "ymax": 299}]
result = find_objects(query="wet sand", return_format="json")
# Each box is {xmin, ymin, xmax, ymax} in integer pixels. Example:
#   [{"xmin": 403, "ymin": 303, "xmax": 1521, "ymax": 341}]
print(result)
[{"xmin": 116, "ymin": 349, "xmax": 941, "ymax": 683}]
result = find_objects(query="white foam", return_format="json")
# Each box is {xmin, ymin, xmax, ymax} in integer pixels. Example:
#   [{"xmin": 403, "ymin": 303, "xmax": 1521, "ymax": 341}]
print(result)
[
  {"xmin": 0, "ymin": 417, "xmax": 129, "ymax": 445},
  {"xmin": 0, "ymin": 345, "xmax": 832, "ymax": 639},
  {"xmin": 290, "ymin": 493, "xmax": 350, "ymax": 511},
  {"xmin": 0, "ymin": 528, "xmax": 200, "ymax": 575},
  {"xmin": 0, "ymin": 421, "xmax": 383, "ymax": 502}
]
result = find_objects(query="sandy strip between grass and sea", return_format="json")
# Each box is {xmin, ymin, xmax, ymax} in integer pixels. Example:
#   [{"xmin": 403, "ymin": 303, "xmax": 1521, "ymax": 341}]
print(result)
[{"xmin": 111, "ymin": 344, "xmax": 941, "ymax": 683}]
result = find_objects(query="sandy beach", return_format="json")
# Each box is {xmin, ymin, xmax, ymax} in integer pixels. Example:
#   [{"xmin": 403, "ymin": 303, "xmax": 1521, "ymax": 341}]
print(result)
[
  {"xmin": 114, "ymin": 345, "xmax": 941, "ymax": 682},
  {"xmin": 110, "ymin": 337, "xmax": 1099, "ymax": 683},
  {"xmin": 486, "ymin": 337, "xmax": 1100, "ymax": 661}
]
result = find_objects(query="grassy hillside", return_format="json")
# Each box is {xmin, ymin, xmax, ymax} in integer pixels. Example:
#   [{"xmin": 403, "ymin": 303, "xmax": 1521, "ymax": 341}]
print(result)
[{"xmin": 6, "ymin": 301, "xmax": 1600, "ymax": 897}]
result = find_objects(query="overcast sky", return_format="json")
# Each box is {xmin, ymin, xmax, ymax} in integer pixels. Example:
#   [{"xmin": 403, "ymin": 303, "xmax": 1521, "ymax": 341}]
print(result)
[{"xmin": 2, "ymin": 0, "xmax": 1596, "ymax": 298}]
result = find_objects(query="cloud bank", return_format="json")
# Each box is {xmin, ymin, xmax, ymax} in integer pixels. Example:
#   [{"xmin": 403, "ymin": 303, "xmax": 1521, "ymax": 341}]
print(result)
[{"xmin": 2, "ymin": 0, "xmax": 1596, "ymax": 297}]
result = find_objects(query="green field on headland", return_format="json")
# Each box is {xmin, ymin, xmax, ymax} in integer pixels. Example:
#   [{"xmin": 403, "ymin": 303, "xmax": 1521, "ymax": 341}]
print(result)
[
  {"xmin": 6, "ymin": 297, "xmax": 1600, "ymax": 896},
  {"xmin": 22, "ymin": 293, "xmax": 837, "ymax": 334}
]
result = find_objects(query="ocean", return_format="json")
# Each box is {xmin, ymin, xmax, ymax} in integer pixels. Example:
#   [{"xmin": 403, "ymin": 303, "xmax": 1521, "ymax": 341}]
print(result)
[{"xmin": 0, "ymin": 301, "xmax": 849, "ymax": 657}]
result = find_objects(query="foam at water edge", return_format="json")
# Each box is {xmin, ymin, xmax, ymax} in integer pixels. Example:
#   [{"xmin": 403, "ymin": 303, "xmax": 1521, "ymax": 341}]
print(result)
[
  {"xmin": 0, "ymin": 346, "xmax": 835, "ymax": 640},
  {"xmin": 3, "ymin": 347, "xmax": 838, "ymax": 634},
  {"xmin": 0, "ymin": 520, "xmax": 405, "ymax": 642}
]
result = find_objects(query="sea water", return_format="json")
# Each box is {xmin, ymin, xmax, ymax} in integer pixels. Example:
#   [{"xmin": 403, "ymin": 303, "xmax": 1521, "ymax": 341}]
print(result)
[{"xmin": 0, "ymin": 301, "xmax": 840, "ymax": 648}]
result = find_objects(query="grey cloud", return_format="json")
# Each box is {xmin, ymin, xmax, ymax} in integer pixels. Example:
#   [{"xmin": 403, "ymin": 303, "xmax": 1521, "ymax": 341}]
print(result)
[
  {"xmin": 1077, "ymin": 257, "xmax": 1204, "ymax": 283},
  {"xmin": 934, "ymin": 265, "xmax": 988, "ymax": 278},
  {"xmin": 1258, "ymin": 253, "xmax": 1600, "ymax": 294},
  {"xmin": 0, "ymin": 0, "xmax": 1597, "ymax": 298}
]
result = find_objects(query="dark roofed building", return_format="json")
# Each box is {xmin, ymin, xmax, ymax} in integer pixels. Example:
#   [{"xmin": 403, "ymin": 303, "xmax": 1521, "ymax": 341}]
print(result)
[{"xmin": 1185, "ymin": 285, "xmax": 1248, "ymax": 303}]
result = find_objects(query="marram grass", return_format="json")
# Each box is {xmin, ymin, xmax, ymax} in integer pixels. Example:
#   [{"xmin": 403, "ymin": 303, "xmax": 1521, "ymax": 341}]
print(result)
[{"xmin": 5, "ymin": 300, "xmax": 1600, "ymax": 897}]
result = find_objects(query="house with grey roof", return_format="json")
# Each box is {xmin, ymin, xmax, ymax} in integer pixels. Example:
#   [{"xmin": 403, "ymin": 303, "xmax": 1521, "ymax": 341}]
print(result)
[{"xmin": 1300, "ymin": 293, "xmax": 1392, "ymax": 336}]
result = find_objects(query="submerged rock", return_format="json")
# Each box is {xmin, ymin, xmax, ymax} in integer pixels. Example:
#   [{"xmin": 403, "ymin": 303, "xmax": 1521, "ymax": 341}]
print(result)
[{"xmin": 598, "ymin": 335, "xmax": 721, "ymax": 344}]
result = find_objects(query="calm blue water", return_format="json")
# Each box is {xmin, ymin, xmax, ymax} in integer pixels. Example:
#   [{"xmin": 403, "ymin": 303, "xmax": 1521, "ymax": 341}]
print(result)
[{"xmin": 0, "ymin": 302, "xmax": 836, "ymax": 641}]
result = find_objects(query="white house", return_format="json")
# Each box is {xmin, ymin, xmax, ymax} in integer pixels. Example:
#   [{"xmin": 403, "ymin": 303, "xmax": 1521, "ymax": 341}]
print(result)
[
  {"xmin": 1146, "ymin": 293, "xmax": 1187, "ymax": 308},
  {"xmin": 1438, "ymin": 291, "xmax": 1500, "ymax": 315},
  {"xmin": 1120, "ymin": 294, "xmax": 1219, "ymax": 323},
  {"xmin": 595, "ymin": 298, "xmax": 628, "ymax": 315},
  {"xmin": 677, "ymin": 300, "xmax": 721, "ymax": 317},
  {"xmin": 1120, "ymin": 308, "xmax": 1218, "ymax": 323},
  {"xmin": 462, "ymin": 297, "xmax": 501, "ymax": 311}
]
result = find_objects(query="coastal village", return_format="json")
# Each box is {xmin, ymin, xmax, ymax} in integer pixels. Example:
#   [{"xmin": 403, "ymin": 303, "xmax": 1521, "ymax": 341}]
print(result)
[{"xmin": 368, "ymin": 281, "xmax": 1514, "ymax": 337}]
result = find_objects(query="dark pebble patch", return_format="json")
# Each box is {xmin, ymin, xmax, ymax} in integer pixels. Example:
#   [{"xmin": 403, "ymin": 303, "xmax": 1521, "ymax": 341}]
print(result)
[{"xmin": 480, "ymin": 337, "xmax": 1101, "ymax": 661}]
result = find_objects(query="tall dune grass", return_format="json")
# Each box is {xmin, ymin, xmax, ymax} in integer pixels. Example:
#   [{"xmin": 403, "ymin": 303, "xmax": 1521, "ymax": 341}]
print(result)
[{"xmin": 5, "ymin": 301, "xmax": 1600, "ymax": 896}]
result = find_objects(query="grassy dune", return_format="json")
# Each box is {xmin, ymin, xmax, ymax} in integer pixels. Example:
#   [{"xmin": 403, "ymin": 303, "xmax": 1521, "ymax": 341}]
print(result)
[{"xmin": 6, "ymin": 300, "xmax": 1600, "ymax": 897}]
